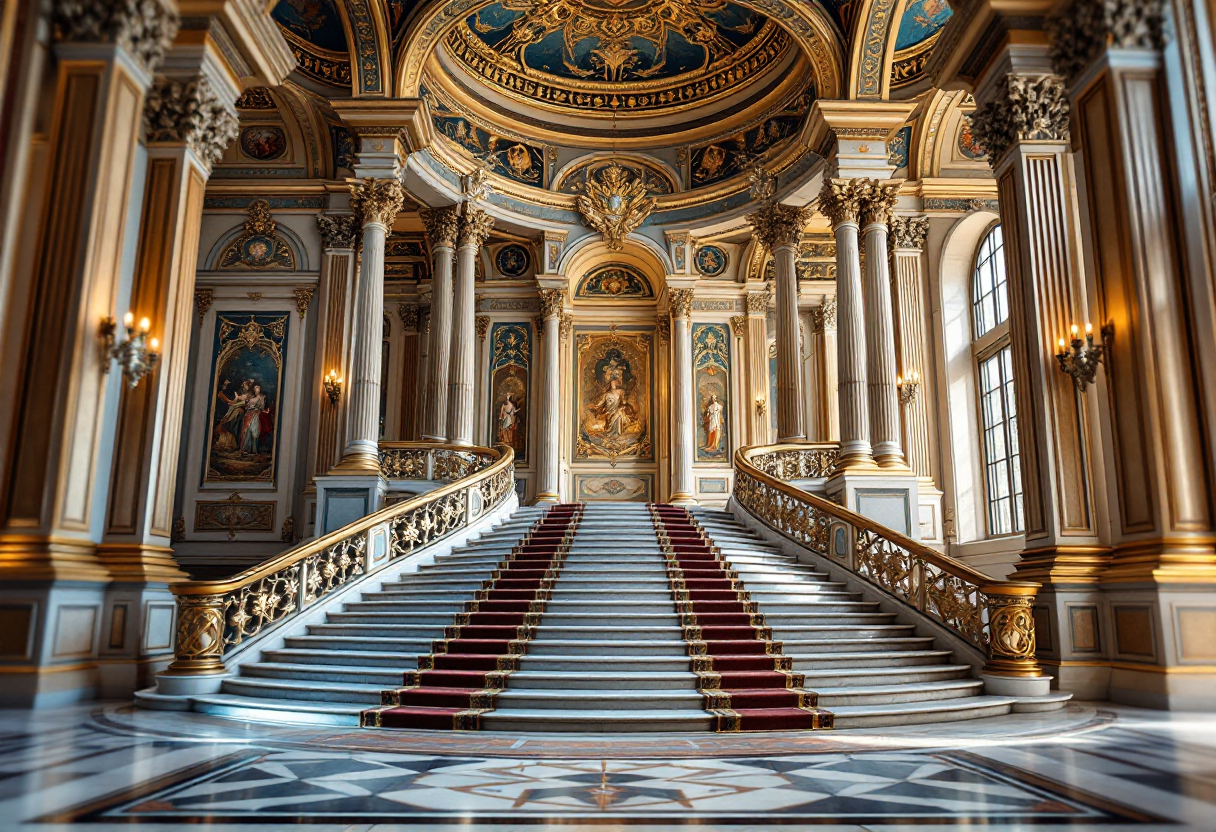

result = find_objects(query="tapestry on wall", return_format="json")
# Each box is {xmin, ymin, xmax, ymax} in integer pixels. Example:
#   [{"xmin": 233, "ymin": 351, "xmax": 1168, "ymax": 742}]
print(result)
[
  {"xmin": 488, "ymin": 322, "xmax": 531, "ymax": 464},
  {"xmin": 203, "ymin": 313, "xmax": 289, "ymax": 483},
  {"xmin": 693, "ymin": 323, "xmax": 730, "ymax": 462},
  {"xmin": 574, "ymin": 329, "xmax": 653, "ymax": 464}
]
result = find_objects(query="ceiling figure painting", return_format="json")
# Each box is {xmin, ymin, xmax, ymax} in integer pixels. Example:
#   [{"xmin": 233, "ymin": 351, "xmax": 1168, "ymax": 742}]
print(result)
[
  {"xmin": 272, "ymin": 0, "xmax": 348, "ymax": 52},
  {"xmin": 894, "ymin": 0, "xmax": 952, "ymax": 51}
]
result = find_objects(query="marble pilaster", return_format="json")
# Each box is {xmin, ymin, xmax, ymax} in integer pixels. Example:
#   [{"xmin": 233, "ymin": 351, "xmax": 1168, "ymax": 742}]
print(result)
[
  {"xmin": 312, "ymin": 215, "xmax": 359, "ymax": 480},
  {"xmin": 419, "ymin": 206, "xmax": 458, "ymax": 441},
  {"xmin": 745, "ymin": 290, "xmax": 770, "ymax": 444},
  {"xmin": 535, "ymin": 288, "xmax": 565, "ymax": 503},
  {"xmin": 448, "ymin": 208, "xmax": 493, "ymax": 446},
  {"xmin": 668, "ymin": 288, "xmax": 696, "ymax": 504},
  {"xmin": 810, "ymin": 298, "xmax": 839, "ymax": 442}
]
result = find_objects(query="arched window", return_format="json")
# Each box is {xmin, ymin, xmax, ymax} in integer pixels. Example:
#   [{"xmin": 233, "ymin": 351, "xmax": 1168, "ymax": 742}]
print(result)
[{"xmin": 970, "ymin": 225, "xmax": 1023, "ymax": 536}]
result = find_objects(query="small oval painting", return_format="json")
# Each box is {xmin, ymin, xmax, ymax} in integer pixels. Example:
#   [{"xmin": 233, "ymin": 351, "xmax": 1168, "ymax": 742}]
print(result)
[
  {"xmin": 957, "ymin": 116, "xmax": 986, "ymax": 161},
  {"xmin": 496, "ymin": 244, "xmax": 530, "ymax": 278},
  {"xmin": 240, "ymin": 125, "xmax": 287, "ymax": 161},
  {"xmin": 695, "ymin": 245, "xmax": 728, "ymax": 277}
]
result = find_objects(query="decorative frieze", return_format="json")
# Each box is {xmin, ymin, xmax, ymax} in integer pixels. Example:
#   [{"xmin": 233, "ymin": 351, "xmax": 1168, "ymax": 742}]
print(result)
[
  {"xmin": 350, "ymin": 178, "xmax": 406, "ymax": 228},
  {"xmin": 890, "ymin": 215, "xmax": 930, "ymax": 250},
  {"xmin": 970, "ymin": 74, "xmax": 1071, "ymax": 165},
  {"xmin": 142, "ymin": 75, "xmax": 238, "ymax": 168},
  {"xmin": 53, "ymin": 0, "xmax": 179, "ymax": 75},
  {"xmin": 748, "ymin": 202, "xmax": 814, "ymax": 251},
  {"xmin": 457, "ymin": 208, "xmax": 494, "ymax": 249},
  {"xmin": 668, "ymin": 288, "xmax": 695, "ymax": 320},
  {"xmin": 538, "ymin": 288, "xmax": 565, "ymax": 320},
  {"xmin": 420, "ymin": 206, "xmax": 460, "ymax": 249},
  {"xmin": 316, "ymin": 213, "xmax": 359, "ymax": 249},
  {"xmin": 817, "ymin": 179, "xmax": 864, "ymax": 228},
  {"xmin": 1047, "ymin": 0, "xmax": 1169, "ymax": 81}
]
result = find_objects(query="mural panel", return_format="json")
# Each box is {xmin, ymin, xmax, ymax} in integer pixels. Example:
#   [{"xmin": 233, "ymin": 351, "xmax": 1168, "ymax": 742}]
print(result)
[
  {"xmin": 895, "ymin": 0, "xmax": 953, "ymax": 51},
  {"xmin": 203, "ymin": 314, "xmax": 289, "ymax": 484},
  {"xmin": 957, "ymin": 115, "xmax": 986, "ymax": 161},
  {"xmin": 422, "ymin": 84, "xmax": 545, "ymax": 187},
  {"xmin": 888, "ymin": 125, "xmax": 911, "ymax": 171},
  {"xmin": 575, "ymin": 264, "xmax": 653, "ymax": 299},
  {"xmin": 693, "ymin": 324, "xmax": 730, "ymax": 462},
  {"xmin": 690, "ymin": 82, "xmax": 815, "ymax": 187},
  {"xmin": 575, "ymin": 329, "xmax": 653, "ymax": 463},
  {"xmin": 488, "ymin": 323, "xmax": 532, "ymax": 464},
  {"xmin": 575, "ymin": 474, "xmax": 653, "ymax": 502}
]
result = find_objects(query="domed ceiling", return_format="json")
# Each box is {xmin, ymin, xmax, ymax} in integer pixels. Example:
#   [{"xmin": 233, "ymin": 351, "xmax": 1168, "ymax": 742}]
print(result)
[{"xmin": 442, "ymin": 0, "xmax": 793, "ymax": 117}]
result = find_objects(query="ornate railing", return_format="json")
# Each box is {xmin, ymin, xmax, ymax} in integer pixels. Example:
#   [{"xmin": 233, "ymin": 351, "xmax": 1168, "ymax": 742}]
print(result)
[
  {"xmin": 164, "ymin": 443, "xmax": 515, "ymax": 678},
  {"xmin": 734, "ymin": 444, "xmax": 1041, "ymax": 678},
  {"xmin": 378, "ymin": 443, "xmax": 499, "ymax": 481}
]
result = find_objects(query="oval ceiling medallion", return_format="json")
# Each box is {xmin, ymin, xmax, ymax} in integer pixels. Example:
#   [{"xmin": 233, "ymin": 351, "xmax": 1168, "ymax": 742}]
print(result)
[{"xmin": 443, "ymin": 0, "xmax": 791, "ymax": 116}]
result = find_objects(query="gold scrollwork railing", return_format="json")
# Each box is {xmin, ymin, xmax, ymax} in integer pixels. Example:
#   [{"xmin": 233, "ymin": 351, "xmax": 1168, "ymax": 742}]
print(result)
[
  {"xmin": 734, "ymin": 444, "xmax": 1041, "ymax": 678},
  {"xmin": 164, "ymin": 443, "xmax": 515, "ymax": 678},
  {"xmin": 378, "ymin": 443, "xmax": 498, "ymax": 481}
]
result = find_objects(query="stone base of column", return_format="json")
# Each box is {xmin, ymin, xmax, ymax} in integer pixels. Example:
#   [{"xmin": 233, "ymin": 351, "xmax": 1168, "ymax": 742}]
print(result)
[
  {"xmin": 669, "ymin": 491, "xmax": 697, "ymax": 506},
  {"xmin": 315, "ymin": 474, "xmax": 388, "ymax": 535},
  {"xmin": 825, "ymin": 469, "xmax": 921, "ymax": 540},
  {"xmin": 533, "ymin": 493, "xmax": 561, "ymax": 505}
]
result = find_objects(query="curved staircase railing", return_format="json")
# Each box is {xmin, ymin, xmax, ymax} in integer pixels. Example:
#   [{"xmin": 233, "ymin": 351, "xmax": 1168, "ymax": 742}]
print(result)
[
  {"xmin": 162, "ymin": 443, "xmax": 515, "ymax": 679},
  {"xmin": 734, "ymin": 444, "xmax": 1042, "ymax": 679}
]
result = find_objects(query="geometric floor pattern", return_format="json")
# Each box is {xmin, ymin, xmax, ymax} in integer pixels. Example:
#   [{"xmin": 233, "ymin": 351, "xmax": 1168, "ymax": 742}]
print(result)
[{"xmin": 5, "ymin": 702, "xmax": 1213, "ymax": 830}]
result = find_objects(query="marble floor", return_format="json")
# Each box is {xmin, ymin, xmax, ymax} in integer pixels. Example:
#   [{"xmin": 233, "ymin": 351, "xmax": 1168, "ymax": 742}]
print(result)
[{"xmin": 1, "ymin": 702, "xmax": 1214, "ymax": 830}]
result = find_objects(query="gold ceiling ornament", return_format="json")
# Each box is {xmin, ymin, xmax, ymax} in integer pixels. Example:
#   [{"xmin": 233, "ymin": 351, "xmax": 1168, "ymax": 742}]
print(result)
[
  {"xmin": 577, "ymin": 162, "xmax": 656, "ymax": 251},
  {"xmin": 462, "ymin": 168, "xmax": 494, "ymax": 202},
  {"xmin": 748, "ymin": 163, "xmax": 776, "ymax": 203}
]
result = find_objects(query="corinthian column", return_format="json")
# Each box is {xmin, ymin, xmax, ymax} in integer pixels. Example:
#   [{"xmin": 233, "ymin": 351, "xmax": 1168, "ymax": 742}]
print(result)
[
  {"xmin": 336, "ymin": 178, "xmax": 404, "ymax": 470},
  {"xmin": 535, "ymin": 288, "xmax": 565, "ymax": 502},
  {"xmin": 748, "ymin": 203, "xmax": 813, "ymax": 441},
  {"xmin": 668, "ymin": 288, "xmax": 697, "ymax": 504},
  {"xmin": 818, "ymin": 179, "xmax": 873, "ymax": 468},
  {"xmin": 419, "ymin": 206, "xmax": 459, "ymax": 441},
  {"xmin": 857, "ymin": 180, "xmax": 905, "ymax": 467},
  {"xmin": 448, "ymin": 208, "xmax": 493, "ymax": 445}
]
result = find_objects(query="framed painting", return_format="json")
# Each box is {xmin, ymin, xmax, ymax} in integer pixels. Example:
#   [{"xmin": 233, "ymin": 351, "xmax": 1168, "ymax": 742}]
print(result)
[
  {"xmin": 203, "ymin": 313, "xmax": 289, "ymax": 484},
  {"xmin": 693, "ymin": 323, "xmax": 730, "ymax": 462},
  {"xmin": 574, "ymin": 329, "xmax": 653, "ymax": 463},
  {"xmin": 488, "ymin": 322, "xmax": 531, "ymax": 463}
]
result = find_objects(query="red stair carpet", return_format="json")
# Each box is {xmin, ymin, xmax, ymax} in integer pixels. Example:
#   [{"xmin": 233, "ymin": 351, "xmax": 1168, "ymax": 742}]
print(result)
[
  {"xmin": 650, "ymin": 504, "xmax": 834, "ymax": 732},
  {"xmin": 363, "ymin": 504, "xmax": 583, "ymax": 730}
]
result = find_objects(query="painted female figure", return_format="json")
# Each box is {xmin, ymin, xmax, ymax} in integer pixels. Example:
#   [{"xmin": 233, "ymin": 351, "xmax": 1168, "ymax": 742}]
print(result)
[
  {"xmin": 703, "ymin": 393, "xmax": 724, "ymax": 453},
  {"xmin": 215, "ymin": 379, "xmax": 251, "ymax": 452},
  {"xmin": 240, "ymin": 383, "xmax": 266, "ymax": 454},
  {"xmin": 498, "ymin": 395, "xmax": 519, "ymax": 448}
]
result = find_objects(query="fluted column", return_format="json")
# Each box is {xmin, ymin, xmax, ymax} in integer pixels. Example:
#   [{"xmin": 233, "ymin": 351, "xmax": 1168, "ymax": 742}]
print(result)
[
  {"xmin": 420, "ymin": 206, "xmax": 459, "ymax": 441},
  {"xmin": 890, "ymin": 216, "xmax": 933, "ymax": 478},
  {"xmin": 858, "ymin": 181, "xmax": 905, "ymax": 467},
  {"xmin": 748, "ymin": 204, "xmax": 813, "ymax": 441},
  {"xmin": 818, "ymin": 180, "xmax": 873, "ymax": 467},
  {"xmin": 535, "ymin": 289, "xmax": 565, "ymax": 502},
  {"xmin": 336, "ymin": 179, "xmax": 404, "ymax": 471},
  {"xmin": 744, "ymin": 291, "xmax": 770, "ymax": 443},
  {"xmin": 669, "ymin": 289, "xmax": 696, "ymax": 504},
  {"xmin": 397, "ymin": 303, "xmax": 421, "ymax": 440},
  {"xmin": 312, "ymin": 215, "xmax": 359, "ymax": 476},
  {"xmin": 810, "ymin": 298, "xmax": 839, "ymax": 441},
  {"xmin": 448, "ymin": 208, "xmax": 493, "ymax": 445}
]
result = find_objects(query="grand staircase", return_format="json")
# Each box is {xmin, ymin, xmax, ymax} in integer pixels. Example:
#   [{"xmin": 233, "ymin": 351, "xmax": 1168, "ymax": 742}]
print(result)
[{"xmin": 189, "ymin": 502, "xmax": 1044, "ymax": 731}]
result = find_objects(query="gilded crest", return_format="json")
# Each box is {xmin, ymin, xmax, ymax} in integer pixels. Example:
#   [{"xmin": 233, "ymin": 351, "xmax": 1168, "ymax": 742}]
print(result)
[{"xmin": 576, "ymin": 162, "xmax": 656, "ymax": 251}]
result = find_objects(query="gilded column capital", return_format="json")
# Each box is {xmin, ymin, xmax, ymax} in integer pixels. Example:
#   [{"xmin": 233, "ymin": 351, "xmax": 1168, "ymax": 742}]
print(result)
[
  {"xmin": 1046, "ymin": 0, "xmax": 1168, "ymax": 81},
  {"xmin": 53, "ymin": 0, "xmax": 179, "ymax": 75},
  {"xmin": 560, "ymin": 313, "xmax": 574, "ymax": 342},
  {"xmin": 970, "ymin": 74, "xmax": 1071, "ymax": 166},
  {"xmin": 668, "ymin": 288, "xmax": 695, "ymax": 320},
  {"xmin": 316, "ymin": 213, "xmax": 359, "ymax": 249},
  {"xmin": 748, "ymin": 202, "xmax": 813, "ymax": 251},
  {"xmin": 817, "ymin": 178, "xmax": 864, "ymax": 229},
  {"xmin": 142, "ymin": 75, "xmax": 238, "ymax": 169},
  {"xmin": 398, "ymin": 303, "xmax": 420, "ymax": 332},
  {"xmin": 457, "ymin": 208, "xmax": 495, "ymax": 250},
  {"xmin": 746, "ymin": 291, "xmax": 770, "ymax": 315},
  {"xmin": 351, "ymin": 178, "xmax": 406, "ymax": 228},
  {"xmin": 538, "ymin": 288, "xmax": 565, "ymax": 320},
  {"xmin": 729, "ymin": 315, "xmax": 748, "ymax": 339},
  {"xmin": 420, "ymin": 205, "xmax": 460, "ymax": 249},
  {"xmin": 890, "ymin": 215, "xmax": 930, "ymax": 250},
  {"xmin": 810, "ymin": 297, "xmax": 837, "ymax": 333},
  {"xmin": 857, "ymin": 180, "xmax": 900, "ymax": 228},
  {"xmin": 655, "ymin": 315, "xmax": 670, "ymax": 344},
  {"xmin": 475, "ymin": 315, "xmax": 491, "ymax": 339}
]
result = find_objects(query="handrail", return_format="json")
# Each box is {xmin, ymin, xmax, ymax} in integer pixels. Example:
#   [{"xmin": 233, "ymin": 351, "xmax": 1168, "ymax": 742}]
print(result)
[
  {"xmin": 164, "ymin": 443, "xmax": 515, "ymax": 678},
  {"xmin": 734, "ymin": 443, "xmax": 1041, "ymax": 678}
]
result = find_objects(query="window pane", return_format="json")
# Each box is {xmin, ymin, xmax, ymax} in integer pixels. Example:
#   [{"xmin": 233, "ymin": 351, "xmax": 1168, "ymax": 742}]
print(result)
[
  {"xmin": 972, "ymin": 226, "xmax": 1009, "ymax": 338},
  {"xmin": 978, "ymin": 345, "xmax": 1024, "ymax": 535}
]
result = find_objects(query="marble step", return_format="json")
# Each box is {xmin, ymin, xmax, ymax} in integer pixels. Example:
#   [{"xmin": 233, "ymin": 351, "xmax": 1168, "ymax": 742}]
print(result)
[
  {"xmin": 325, "ymin": 612, "xmax": 467, "ymax": 626},
  {"xmin": 773, "ymin": 637, "xmax": 936, "ymax": 653},
  {"xmin": 829, "ymin": 695, "xmax": 1019, "ymax": 729},
  {"xmin": 503, "ymin": 670, "xmax": 698, "ymax": 691},
  {"xmin": 191, "ymin": 693, "xmax": 364, "ymax": 727},
  {"xmin": 524, "ymin": 639, "xmax": 691, "ymax": 657},
  {"xmin": 479, "ymin": 709, "xmax": 716, "ymax": 733},
  {"xmin": 284, "ymin": 634, "xmax": 432, "ymax": 652},
  {"xmin": 802, "ymin": 663, "xmax": 973, "ymax": 688},
  {"xmin": 222, "ymin": 675, "xmax": 383, "ymax": 705},
  {"xmin": 762, "ymin": 612, "xmax": 897, "ymax": 625},
  {"xmin": 243, "ymin": 662, "xmax": 404, "ymax": 687},
  {"xmin": 526, "ymin": 625, "xmax": 685, "ymax": 641},
  {"xmin": 813, "ymin": 679, "xmax": 985, "ymax": 707},
  {"xmin": 788, "ymin": 649, "xmax": 954, "ymax": 670},
  {"xmin": 490, "ymin": 688, "xmax": 704, "ymax": 712},
  {"xmin": 518, "ymin": 655, "xmax": 696, "ymax": 673},
  {"xmin": 543, "ymin": 600, "xmax": 679, "ymax": 614},
  {"xmin": 342, "ymin": 601, "xmax": 469, "ymax": 613},
  {"xmin": 261, "ymin": 648, "xmax": 416, "ymax": 668},
  {"xmin": 306, "ymin": 624, "xmax": 455, "ymax": 639}
]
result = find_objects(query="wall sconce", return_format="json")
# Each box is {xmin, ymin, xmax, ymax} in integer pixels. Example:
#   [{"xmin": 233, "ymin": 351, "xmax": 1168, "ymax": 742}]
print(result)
[
  {"xmin": 101, "ymin": 312, "xmax": 160, "ymax": 389},
  {"xmin": 755, "ymin": 396, "xmax": 767, "ymax": 416},
  {"xmin": 1056, "ymin": 322, "xmax": 1111, "ymax": 393},
  {"xmin": 897, "ymin": 370, "xmax": 921, "ymax": 404},
  {"xmin": 323, "ymin": 369, "xmax": 343, "ymax": 403}
]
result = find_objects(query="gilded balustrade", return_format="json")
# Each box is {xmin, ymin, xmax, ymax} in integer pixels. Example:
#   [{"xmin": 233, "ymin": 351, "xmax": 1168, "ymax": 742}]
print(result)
[
  {"xmin": 734, "ymin": 444, "xmax": 1041, "ymax": 678},
  {"xmin": 164, "ymin": 443, "xmax": 515, "ymax": 677}
]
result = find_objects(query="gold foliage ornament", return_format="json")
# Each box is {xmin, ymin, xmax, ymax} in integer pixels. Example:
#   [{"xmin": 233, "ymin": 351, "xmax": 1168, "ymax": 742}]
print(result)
[{"xmin": 576, "ymin": 162, "xmax": 656, "ymax": 251}]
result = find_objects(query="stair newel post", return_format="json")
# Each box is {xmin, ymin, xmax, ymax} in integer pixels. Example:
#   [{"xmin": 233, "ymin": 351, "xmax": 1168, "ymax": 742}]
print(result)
[
  {"xmin": 981, "ymin": 584, "xmax": 1042, "ymax": 678},
  {"xmin": 163, "ymin": 594, "xmax": 229, "ymax": 677}
]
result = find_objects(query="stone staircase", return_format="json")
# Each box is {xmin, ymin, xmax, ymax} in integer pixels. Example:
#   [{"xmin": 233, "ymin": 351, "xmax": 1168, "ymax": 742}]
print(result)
[{"xmin": 188, "ymin": 502, "xmax": 1059, "ymax": 730}]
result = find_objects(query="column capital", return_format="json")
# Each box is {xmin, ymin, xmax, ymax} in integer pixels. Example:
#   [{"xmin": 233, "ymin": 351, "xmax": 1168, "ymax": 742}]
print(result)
[
  {"xmin": 142, "ymin": 72, "xmax": 238, "ymax": 169},
  {"xmin": 748, "ymin": 202, "xmax": 813, "ymax": 251},
  {"xmin": 351, "ymin": 178, "xmax": 405, "ymax": 229},
  {"xmin": 811, "ymin": 297, "xmax": 837, "ymax": 333},
  {"xmin": 316, "ymin": 213, "xmax": 359, "ymax": 250},
  {"xmin": 729, "ymin": 315, "xmax": 748, "ymax": 339},
  {"xmin": 857, "ymin": 180, "xmax": 900, "ymax": 229},
  {"xmin": 52, "ymin": 0, "xmax": 179, "ymax": 75},
  {"xmin": 890, "ymin": 215, "xmax": 930, "ymax": 250},
  {"xmin": 420, "ymin": 205, "xmax": 460, "ymax": 249},
  {"xmin": 538, "ymin": 288, "xmax": 566, "ymax": 320},
  {"xmin": 971, "ymin": 73, "xmax": 1071, "ymax": 167},
  {"xmin": 668, "ymin": 288, "xmax": 695, "ymax": 321},
  {"xmin": 817, "ymin": 178, "xmax": 865, "ymax": 229},
  {"xmin": 560, "ymin": 313, "xmax": 574, "ymax": 342},
  {"xmin": 457, "ymin": 207, "xmax": 495, "ymax": 250},
  {"xmin": 1046, "ymin": 0, "xmax": 1168, "ymax": 82},
  {"xmin": 398, "ymin": 302, "xmax": 420, "ymax": 332},
  {"xmin": 746, "ymin": 291, "xmax": 770, "ymax": 315}
]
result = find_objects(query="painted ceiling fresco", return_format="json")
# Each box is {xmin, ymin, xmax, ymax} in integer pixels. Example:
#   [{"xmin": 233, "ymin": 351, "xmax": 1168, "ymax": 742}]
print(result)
[
  {"xmin": 272, "ymin": 0, "xmax": 348, "ymax": 52},
  {"xmin": 894, "ymin": 0, "xmax": 952, "ymax": 51},
  {"xmin": 445, "ymin": 0, "xmax": 791, "ymax": 115}
]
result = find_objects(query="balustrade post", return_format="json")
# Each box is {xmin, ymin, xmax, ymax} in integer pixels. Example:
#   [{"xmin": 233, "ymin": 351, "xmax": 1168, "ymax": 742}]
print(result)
[
  {"xmin": 162, "ymin": 595, "xmax": 227, "ymax": 677},
  {"xmin": 982, "ymin": 588, "xmax": 1042, "ymax": 678}
]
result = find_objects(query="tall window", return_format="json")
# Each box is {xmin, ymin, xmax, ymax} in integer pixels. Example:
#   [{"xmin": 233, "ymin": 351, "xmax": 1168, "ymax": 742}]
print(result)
[{"xmin": 971, "ymin": 226, "xmax": 1023, "ymax": 535}]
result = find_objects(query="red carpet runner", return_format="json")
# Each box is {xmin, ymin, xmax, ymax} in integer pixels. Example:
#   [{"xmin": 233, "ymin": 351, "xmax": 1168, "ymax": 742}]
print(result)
[
  {"xmin": 650, "ymin": 504, "xmax": 834, "ymax": 732},
  {"xmin": 363, "ymin": 504, "xmax": 583, "ymax": 730}
]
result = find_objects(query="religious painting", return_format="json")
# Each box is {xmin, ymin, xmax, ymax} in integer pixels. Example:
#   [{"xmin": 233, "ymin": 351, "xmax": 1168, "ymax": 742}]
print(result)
[
  {"xmin": 575, "ymin": 329, "xmax": 653, "ymax": 464},
  {"xmin": 888, "ymin": 126, "xmax": 911, "ymax": 171},
  {"xmin": 695, "ymin": 245, "xmax": 728, "ymax": 277},
  {"xmin": 894, "ymin": 0, "xmax": 954, "ymax": 51},
  {"xmin": 203, "ymin": 314, "xmax": 289, "ymax": 483},
  {"xmin": 575, "ymin": 264, "xmax": 653, "ymax": 299},
  {"xmin": 693, "ymin": 324, "xmax": 730, "ymax": 462},
  {"xmin": 495, "ymin": 244, "xmax": 531, "ymax": 278},
  {"xmin": 488, "ymin": 323, "xmax": 531, "ymax": 463},
  {"xmin": 240, "ymin": 126, "xmax": 287, "ymax": 161},
  {"xmin": 957, "ymin": 116, "xmax": 986, "ymax": 161}
]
